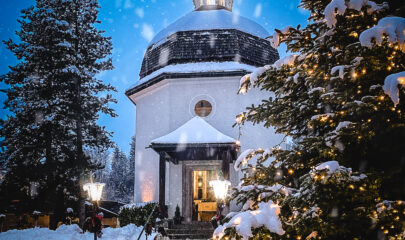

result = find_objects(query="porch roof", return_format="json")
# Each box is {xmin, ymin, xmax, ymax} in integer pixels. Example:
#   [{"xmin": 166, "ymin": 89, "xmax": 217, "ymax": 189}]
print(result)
[
  {"xmin": 151, "ymin": 116, "xmax": 236, "ymax": 145},
  {"xmin": 150, "ymin": 117, "xmax": 238, "ymax": 163}
]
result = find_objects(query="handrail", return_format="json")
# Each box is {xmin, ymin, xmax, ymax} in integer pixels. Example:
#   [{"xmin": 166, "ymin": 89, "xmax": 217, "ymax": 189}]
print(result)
[
  {"xmin": 98, "ymin": 207, "xmax": 118, "ymax": 216},
  {"xmin": 137, "ymin": 203, "xmax": 159, "ymax": 240}
]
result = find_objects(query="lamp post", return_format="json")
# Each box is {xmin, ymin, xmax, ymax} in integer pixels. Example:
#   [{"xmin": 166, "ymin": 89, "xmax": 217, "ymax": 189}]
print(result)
[
  {"xmin": 83, "ymin": 182, "xmax": 105, "ymax": 240},
  {"xmin": 209, "ymin": 176, "xmax": 231, "ymax": 228}
]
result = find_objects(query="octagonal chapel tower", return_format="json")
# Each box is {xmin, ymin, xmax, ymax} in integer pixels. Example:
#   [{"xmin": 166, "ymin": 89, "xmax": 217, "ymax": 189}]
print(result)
[{"xmin": 125, "ymin": 0, "xmax": 282, "ymax": 221}]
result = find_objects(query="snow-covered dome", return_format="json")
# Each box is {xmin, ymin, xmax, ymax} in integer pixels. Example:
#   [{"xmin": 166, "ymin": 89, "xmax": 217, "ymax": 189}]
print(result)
[
  {"xmin": 149, "ymin": 9, "xmax": 269, "ymax": 47},
  {"xmin": 132, "ymin": 6, "xmax": 279, "ymax": 92}
]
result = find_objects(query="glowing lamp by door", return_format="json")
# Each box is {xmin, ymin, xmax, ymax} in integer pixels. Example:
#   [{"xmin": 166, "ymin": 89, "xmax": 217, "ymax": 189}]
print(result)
[
  {"xmin": 83, "ymin": 182, "xmax": 105, "ymax": 202},
  {"xmin": 209, "ymin": 179, "xmax": 231, "ymax": 200}
]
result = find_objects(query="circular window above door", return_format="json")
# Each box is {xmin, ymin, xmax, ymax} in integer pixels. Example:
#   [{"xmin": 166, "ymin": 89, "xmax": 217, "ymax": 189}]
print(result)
[{"xmin": 194, "ymin": 100, "xmax": 212, "ymax": 117}]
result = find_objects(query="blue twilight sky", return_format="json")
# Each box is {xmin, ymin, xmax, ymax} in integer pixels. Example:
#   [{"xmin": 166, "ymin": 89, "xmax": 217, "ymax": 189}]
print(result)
[{"xmin": 0, "ymin": 0, "xmax": 308, "ymax": 154}]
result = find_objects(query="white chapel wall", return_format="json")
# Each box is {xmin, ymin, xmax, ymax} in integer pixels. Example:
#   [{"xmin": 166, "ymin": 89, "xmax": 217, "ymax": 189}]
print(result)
[{"xmin": 133, "ymin": 76, "xmax": 284, "ymax": 209}]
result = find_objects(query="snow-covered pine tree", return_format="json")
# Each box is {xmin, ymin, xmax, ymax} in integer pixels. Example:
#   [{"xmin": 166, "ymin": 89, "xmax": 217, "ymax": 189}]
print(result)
[
  {"xmin": 214, "ymin": 0, "xmax": 405, "ymax": 239},
  {"xmin": 107, "ymin": 147, "xmax": 132, "ymax": 203},
  {"xmin": 128, "ymin": 136, "xmax": 136, "ymax": 202},
  {"xmin": 0, "ymin": 0, "xmax": 116, "ymax": 227}
]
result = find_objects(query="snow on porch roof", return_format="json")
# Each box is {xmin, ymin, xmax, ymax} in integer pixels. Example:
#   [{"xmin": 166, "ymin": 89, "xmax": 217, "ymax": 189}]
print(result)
[{"xmin": 151, "ymin": 116, "xmax": 236, "ymax": 145}]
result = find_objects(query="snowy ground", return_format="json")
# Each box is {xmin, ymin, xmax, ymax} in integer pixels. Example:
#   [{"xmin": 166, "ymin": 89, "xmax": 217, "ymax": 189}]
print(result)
[{"xmin": 0, "ymin": 224, "xmax": 157, "ymax": 240}]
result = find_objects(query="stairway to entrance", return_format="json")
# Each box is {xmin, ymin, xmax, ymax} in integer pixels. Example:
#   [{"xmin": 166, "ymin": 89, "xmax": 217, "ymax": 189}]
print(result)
[{"xmin": 166, "ymin": 222, "xmax": 214, "ymax": 240}]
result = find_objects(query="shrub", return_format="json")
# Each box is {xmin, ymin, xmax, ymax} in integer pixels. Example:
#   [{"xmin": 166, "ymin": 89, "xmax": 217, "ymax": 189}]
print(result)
[{"xmin": 118, "ymin": 202, "xmax": 158, "ymax": 227}]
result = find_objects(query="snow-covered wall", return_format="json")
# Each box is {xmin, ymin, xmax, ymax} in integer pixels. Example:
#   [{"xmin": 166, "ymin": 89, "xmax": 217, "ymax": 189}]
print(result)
[{"xmin": 131, "ymin": 75, "xmax": 283, "ymax": 210}]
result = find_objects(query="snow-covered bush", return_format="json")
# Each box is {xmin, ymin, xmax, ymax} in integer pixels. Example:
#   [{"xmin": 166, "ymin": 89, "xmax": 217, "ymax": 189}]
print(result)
[{"xmin": 118, "ymin": 202, "xmax": 158, "ymax": 227}]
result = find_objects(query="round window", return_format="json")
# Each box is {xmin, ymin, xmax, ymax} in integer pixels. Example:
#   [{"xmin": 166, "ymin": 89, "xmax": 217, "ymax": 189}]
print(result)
[{"xmin": 194, "ymin": 100, "xmax": 212, "ymax": 117}]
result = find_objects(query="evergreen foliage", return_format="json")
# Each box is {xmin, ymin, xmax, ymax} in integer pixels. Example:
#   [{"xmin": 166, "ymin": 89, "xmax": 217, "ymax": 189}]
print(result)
[
  {"xmin": 128, "ymin": 136, "xmax": 136, "ymax": 201},
  {"xmin": 218, "ymin": 0, "xmax": 405, "ymax": 239},
  {"xmin": 106, "ymin": 147, "xmax": 132, "ymax": 203},
  {"xmin": 118, "ymin": 202, "xmax": 158, "ymax": 227},
  {"xmin": 0, "ymin": 0, "xmax": 116, "ymax": 227}
]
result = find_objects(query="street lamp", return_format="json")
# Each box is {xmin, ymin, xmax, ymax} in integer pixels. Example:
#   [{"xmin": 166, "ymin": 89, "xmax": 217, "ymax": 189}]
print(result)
[
  {"xmin": 209, "ymin": 177, "xmax": 231, "ymax": 228},
  {"xmin": 83, "ymin": 182, "xmax": 105, "ymax": 202},
  {"xmin": 209, "ymin": 178, "xmax": 231, "ymax": 201},
  {"xmin": 83, "ymin": 182, "xmax": 105, "ymax": 240}
]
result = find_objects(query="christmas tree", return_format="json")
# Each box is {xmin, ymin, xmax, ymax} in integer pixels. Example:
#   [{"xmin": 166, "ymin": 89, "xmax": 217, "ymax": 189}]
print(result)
[
  {"xmin": 0, "ymin": 0, "xmax": 116, "ymax": 227},
  {"xmin": 214, "ymin": 0, "xmax": 405, "ymax": 239}
]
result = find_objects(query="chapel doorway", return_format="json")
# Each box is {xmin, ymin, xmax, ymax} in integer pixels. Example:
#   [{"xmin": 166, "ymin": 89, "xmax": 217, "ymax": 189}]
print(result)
[{"xmin": 192, "ymin": 170, "xmax": 218, "ymax": 221}]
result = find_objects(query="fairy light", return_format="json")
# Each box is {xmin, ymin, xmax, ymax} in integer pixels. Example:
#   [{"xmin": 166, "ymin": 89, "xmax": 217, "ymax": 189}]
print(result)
[
  {"xmin": 398, "ymin": 77, "xmax": 405, "ymax": 85},
  {"xmin": 320, "ymin": 116, "xmax": 329, "ymax": 122}
]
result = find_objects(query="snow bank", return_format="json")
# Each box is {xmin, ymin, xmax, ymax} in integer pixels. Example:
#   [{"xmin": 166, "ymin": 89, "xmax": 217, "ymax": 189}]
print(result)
[
  {"xmin": 325, "ymin": 0, "xmax": 387, "ymax": 28},
  {"xmin": 383, "ymin": 71, "xmax": 405, "ymax": 106},
  {"xmin": 359, "ymin": 17, "xmax": 405, "ymax": 52},
  {"xmin": 213, "ymin": 201, "xmax": 285, "ymax": 239},
  {"xmin": 0, "ymin": 224, "xmax": 155, "ymax": 240}
]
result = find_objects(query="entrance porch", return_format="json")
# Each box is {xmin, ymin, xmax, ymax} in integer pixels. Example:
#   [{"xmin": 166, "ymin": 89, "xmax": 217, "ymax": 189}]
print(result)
[{"xmin": 149, "ymin": 117, "xmax": 238, "ymax": 222}]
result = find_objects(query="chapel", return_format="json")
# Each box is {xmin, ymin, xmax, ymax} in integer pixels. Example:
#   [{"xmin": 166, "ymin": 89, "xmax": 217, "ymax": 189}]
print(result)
[{"xmin": 125, "ymin": 0, "xmax": 282, "ymax": 222}]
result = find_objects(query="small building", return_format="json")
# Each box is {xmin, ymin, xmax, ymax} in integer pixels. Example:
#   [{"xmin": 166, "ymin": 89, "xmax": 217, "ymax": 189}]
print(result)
[{"xmin": 125, "ymin": 0, "xmax": 283, "ymax": 222}]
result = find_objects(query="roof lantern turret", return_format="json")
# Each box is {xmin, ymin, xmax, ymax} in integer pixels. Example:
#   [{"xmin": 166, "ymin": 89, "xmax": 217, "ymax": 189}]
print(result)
[{"xmin": 193, "ymin": 0, "xmax": 233, "ymax": 11}]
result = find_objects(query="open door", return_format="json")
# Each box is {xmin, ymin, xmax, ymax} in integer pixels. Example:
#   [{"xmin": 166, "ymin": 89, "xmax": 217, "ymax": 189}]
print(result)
[{"xmin": 192, "ymin": 170, "xmax": 218, "ymax": 221}]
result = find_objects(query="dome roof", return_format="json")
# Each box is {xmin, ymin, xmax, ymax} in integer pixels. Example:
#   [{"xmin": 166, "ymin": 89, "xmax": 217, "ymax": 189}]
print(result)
[
  {"xmin": 130, "ymin": 8, "xmax": 279, "ymax": 94},
  {"xmin": 149, "ymin": 9, "xmax": 270, "ymax": 47}
]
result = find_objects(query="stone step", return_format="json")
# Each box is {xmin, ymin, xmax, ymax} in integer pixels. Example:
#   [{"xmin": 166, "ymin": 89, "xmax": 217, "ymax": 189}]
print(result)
[
  {"xmin": 167, "ymin": 229, "xmax": 213, "ymax": 234},
  {"xmin": 167, "ymin": 233, "xmax": 212, "ymax": 240},
  {"xmin": 171, "ymin": 222, "xmax": 213, "ymax": 230},
  {"xmin": 166, "ymin": 222, "xmax": 213, "ymax": 239}
]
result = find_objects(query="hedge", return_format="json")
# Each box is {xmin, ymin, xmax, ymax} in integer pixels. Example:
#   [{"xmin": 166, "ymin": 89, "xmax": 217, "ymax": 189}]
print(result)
[{"xmin": 118, "ymin": 202, "xmax": 158, "ymax": 227}]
